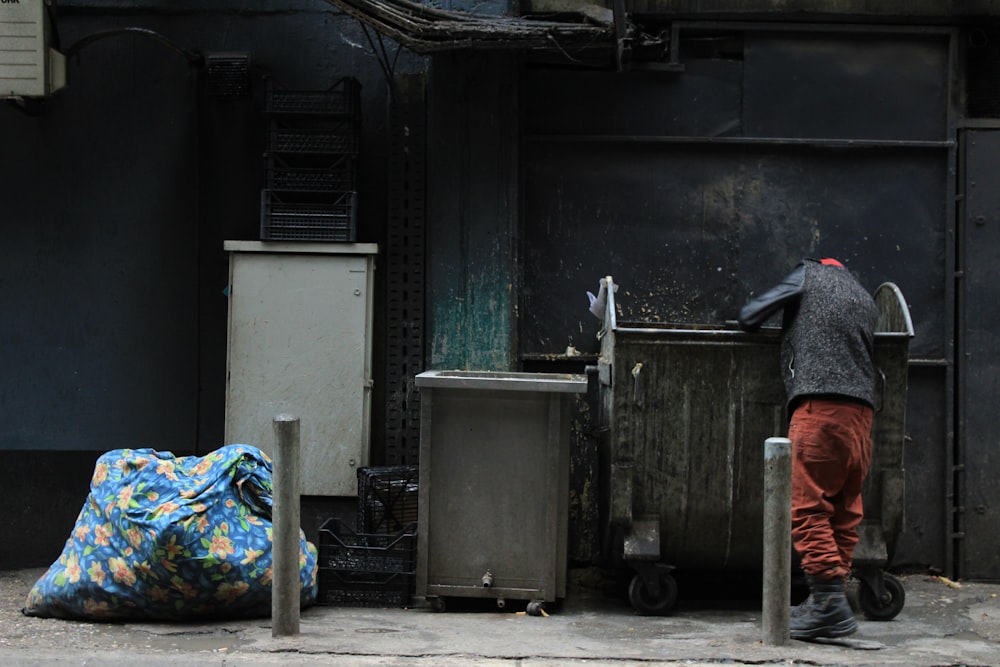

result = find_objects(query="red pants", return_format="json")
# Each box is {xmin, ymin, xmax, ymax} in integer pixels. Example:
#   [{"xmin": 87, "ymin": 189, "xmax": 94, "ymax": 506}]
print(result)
[{"xmin": 788, "ymin": 398, "xmax": 873, "ymax": 580}]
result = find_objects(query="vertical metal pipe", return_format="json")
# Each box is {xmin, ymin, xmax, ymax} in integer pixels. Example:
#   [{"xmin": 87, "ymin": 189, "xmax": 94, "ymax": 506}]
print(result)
[
  {"xmin": 762, "ymin": 436, "xmax": 792, "ymax": 646},
  {"xmin": 272, "ymin": 413, "xmax": 301, "ymax": 638}
]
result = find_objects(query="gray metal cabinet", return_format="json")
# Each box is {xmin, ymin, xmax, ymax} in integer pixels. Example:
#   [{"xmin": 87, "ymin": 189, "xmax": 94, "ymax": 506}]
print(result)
[
  {"xmin": 414, "ymin": 370, "xmax": 587, "ymax": 612},
  {"xmin": 224, "ymin": 241, "xmax": 377, "ymax": 496}
]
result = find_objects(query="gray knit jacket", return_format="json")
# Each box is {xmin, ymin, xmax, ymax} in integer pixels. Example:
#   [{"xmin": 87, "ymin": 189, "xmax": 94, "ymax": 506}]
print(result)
[{"xmin": 738, "ymin": 259, "xmax": 877, "ymax": 409}]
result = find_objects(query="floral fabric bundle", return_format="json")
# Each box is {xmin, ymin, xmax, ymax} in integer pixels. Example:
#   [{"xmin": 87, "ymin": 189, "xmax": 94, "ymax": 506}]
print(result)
[{"xmin": 23, "ymin": 444, "xmax": 317, "ymax": 620}]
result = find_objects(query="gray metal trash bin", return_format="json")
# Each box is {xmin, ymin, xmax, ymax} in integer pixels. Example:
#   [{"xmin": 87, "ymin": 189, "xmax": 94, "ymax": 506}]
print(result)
[
  {"xmin": 595, "ymin": 275, "xmax": 913, "ymax": 618},
  {"xmin": 414, "ymin": 370, "xmax": 587, "ymax": 614}
]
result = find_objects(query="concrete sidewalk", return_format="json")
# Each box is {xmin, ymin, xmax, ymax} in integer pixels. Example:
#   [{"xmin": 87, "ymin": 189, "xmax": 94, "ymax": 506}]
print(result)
[{"xmin": 1, "ymin": 567, "xmax": 998, "ymax": 666}]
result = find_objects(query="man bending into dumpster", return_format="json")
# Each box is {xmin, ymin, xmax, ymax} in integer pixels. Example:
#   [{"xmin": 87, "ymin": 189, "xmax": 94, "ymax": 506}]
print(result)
[{"xmin": 737, "ymin": 257, "xmax": 877, "ymax": 640}]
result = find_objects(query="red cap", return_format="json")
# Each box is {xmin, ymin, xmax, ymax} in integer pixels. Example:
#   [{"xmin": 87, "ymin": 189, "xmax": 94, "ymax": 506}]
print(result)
[{"xmin": 820, "ymin": 257, "xmax": 844, "ymax": 267}]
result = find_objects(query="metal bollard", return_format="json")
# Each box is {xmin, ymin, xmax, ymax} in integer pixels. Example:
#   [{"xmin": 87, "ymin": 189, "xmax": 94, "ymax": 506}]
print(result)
[
  {"xmin": 272, "ymin": 414, "xmax": 301, "ymax": 638},
  {"xmin": 762, "ymin": 436, "xmax": 792, "ymax": 646}
]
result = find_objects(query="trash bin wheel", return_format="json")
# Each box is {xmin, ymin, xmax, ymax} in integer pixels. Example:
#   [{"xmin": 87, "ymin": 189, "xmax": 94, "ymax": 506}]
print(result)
[
  {"xmin": 858, "ymin": 573, "xmax": 905, "ymax": 621},
  {"xmin": 628, "ymin": 571, "xmax": 678, "ymax": 615},
  {"xmin": 428, "ymin": 596, "xmax": 447, "ymax": 613},
  {"xmin": 526, "ymin": 600, "xmax": 545, "ymax": 616}
]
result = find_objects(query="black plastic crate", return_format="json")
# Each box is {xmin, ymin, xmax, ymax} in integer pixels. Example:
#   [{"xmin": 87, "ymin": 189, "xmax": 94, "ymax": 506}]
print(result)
[
  {"xmin": 260, "ymin": 190, "xmax": 356, "ymax": 242},
  {"xmin": 317, "ymin": 518, "xmax": 416, "ymax": 608},
  {"xmin": 265, "ymin": 154, "xmax": 356, "ymax": 192},
  {"xmin": 265, "ymin": 77, "xmax": 360, "ymax": 117},
  {"xmin": 268, "ymin": 119, "xmax": 359, "ymax": 154},
  {"xmin": 357, "ymin": 465, "xmax": 418, "ymax": 534}
]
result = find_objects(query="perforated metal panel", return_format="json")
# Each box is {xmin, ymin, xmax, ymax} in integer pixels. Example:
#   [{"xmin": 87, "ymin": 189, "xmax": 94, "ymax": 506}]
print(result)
[{"xmin": 384, "ymin": 74, "xmax": 427, "ymax": 466}]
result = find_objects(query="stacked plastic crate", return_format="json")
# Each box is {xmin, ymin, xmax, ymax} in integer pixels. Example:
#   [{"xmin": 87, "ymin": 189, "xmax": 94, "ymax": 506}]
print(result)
[
  {"xmin": 261, "ymin": 78, "xmax": 361, "ymax": 241},
  {"xmin": 317, "ymin": 466, "xmax": 418, "ymax": 607}
]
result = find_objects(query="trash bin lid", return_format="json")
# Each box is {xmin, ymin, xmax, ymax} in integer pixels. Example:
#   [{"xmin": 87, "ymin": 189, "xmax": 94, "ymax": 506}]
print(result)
[{"xmin": 414, "ymin": 370, "xmax": 587, "ymax": 393}]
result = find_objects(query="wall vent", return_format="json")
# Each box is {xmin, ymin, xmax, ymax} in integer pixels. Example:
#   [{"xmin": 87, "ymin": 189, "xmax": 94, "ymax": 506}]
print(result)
[
  {"xmin": 205, "ymin": 52, "xmax": 250, "ymax": 98},
  {"xmin": 0, "ymin": 0, "xmax": 65, "ymax": 98}
]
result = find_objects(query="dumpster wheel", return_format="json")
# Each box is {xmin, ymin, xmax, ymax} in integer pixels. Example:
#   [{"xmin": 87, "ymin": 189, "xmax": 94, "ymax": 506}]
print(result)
[
  {"xmin": 857, "ymin": 572, "xmax": 905, "ymax": 621},
  {"xmin": 628, "ymin": 570, "xmax": 678, "ymax": 615}
]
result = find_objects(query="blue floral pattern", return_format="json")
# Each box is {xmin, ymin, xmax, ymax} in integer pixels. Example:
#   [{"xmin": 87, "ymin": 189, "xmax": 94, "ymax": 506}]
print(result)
[{"xmin": 23, "ymin": 444, "xmax": 317, "ymax": 620}]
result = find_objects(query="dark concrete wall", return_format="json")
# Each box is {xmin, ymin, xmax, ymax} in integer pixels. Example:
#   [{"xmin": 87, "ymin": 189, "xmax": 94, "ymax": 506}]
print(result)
[
  {"xmin": 425, "ymin": 52, "xmax": 518, "ymax": 370},
  {"xmin": 1, "ymin": 3, "xmax": 418, "ymax": 568}
]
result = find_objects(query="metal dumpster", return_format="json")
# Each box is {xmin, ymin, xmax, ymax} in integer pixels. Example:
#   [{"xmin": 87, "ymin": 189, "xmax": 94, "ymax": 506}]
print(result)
[
  {"xmin": 595, "ymin": 275, "xmax": 913, "ymax": 618},
  {"xmin": 414, "ymin": 370, "xmax": 587, "ymax": 614}
]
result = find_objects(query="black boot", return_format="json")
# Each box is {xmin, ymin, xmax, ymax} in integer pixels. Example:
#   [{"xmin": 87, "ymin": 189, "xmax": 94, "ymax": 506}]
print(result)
[{"xmin": 789, "ymin": 576, "xmax": 857, "ymax": 640}]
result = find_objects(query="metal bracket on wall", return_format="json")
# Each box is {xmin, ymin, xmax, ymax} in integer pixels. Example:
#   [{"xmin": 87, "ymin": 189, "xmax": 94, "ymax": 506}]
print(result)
[
  {"xmin": 629, "ymin": 23, "xmax": 686, "ymax": 74},
  {"xmin": 612, "ymin": 1, "xmax": 685, "ymax": 74}
]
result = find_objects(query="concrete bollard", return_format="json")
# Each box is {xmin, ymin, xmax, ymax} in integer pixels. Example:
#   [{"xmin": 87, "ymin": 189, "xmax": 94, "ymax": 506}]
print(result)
[
  {"xmin": 762, "ymin": 436, "xmax": 792, "ymax": 646},
  {"xmin": 272, "ymin": 413, "xmax": 301, "ymax": 638}
]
